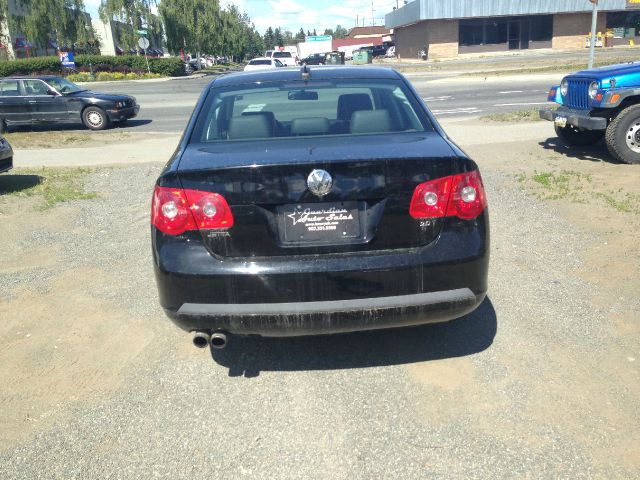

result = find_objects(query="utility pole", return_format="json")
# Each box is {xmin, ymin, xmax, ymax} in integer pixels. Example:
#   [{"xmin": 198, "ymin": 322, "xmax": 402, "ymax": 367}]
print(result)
[
  {"xmin": 371, "ymin": 1, "xmax": 375, "ymax": 26},
  {"xmin": 588, "ymin": 0, "xmax": 598, "ymax": 69}
]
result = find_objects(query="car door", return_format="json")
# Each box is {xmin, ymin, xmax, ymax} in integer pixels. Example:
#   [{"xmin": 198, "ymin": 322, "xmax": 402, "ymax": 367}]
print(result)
[
  {"xmin": 0, "ymin": 79, "xmax": 30, "ymax": 124},
  {"xmin": 22, "ymin": 79, "xmax": 70, "ymax": 123}
]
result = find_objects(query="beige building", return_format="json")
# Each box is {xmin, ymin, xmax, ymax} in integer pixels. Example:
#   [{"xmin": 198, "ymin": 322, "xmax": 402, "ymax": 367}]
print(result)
[{"xmin": 386, "ymin": 0, "xmax": 640, "ymax": 60}]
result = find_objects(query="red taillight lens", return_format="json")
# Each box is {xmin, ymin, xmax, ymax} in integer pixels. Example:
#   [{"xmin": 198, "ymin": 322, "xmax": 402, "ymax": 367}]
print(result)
[
  {"xmin": 447, "ymin": 170, "xmax": 487, "ymax": 220},
  {"xmin": 152, "ymin": 186, "xmax": 234, "ymax": 235},
  {"xmin": 409, "ymin": 170, "xmax": 487, "ymax": 220},
  {"xmin": 409, "ymin": 176, "xmax": 452, "ymax": 218},
  {"xmin": 183, "ymin": 189, "xmax": 234, "ymax": 230}
]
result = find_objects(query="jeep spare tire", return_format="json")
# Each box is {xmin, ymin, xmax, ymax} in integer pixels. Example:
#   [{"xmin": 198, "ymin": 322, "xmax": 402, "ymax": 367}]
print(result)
[{"xmin": 605, "ymin": 104, "xmax": 640, "ymax": 164}]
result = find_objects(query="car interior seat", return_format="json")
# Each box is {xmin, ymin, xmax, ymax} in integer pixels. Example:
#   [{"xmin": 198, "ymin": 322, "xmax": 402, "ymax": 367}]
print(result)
[
  {"xmin": 350, "ymin": 109, "xmax": 393, "ymax": 135},
  {"xmin": 228, "ymin": 113, "xmax": 273, "ymax": 140},
  {"xmin": 290, "ymin": 117, "xmax": 330, "ymax": 136},
  {"xmin": 336, "ymin": 93, "xmax": 373, "ymax": 133}
]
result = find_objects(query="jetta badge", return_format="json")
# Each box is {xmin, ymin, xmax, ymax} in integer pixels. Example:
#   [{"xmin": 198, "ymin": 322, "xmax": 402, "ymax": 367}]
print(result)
[{"xmin": 307, "ymin": 169, "xmax": 333, "ymax": 197}]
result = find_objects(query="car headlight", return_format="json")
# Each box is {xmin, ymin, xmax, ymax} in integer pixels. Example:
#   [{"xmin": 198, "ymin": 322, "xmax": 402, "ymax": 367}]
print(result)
[
  {"xmin": 589, "ymin": 81, "xmax": 599, "ymax": 99},
  {"xmin": 560, "ymin": 78, "xmax": 569, "ymax": 97},
  {"xmin": 115, "ymin": 101, "xmax": 126, "ymax": 108}
]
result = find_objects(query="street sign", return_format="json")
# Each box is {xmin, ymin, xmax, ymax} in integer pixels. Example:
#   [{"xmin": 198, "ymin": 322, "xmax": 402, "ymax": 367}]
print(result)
[
  {"xmin": 137, "ymin": 29, "xmax": 148, "ymax": 35},
  {"xmin": 627, "ymin": 0, "xmax": 640, "ymax": 8},
  {"xmin": 59, "ymin": 51, "xmax": 75, "ymax": 68},
  {"xmin": 306, "ymin": 35, "xmax": 332, "ymax": 42},
  {"xmin": 138, "ymin": 37, "xmax": 150, "ymax": 49}
]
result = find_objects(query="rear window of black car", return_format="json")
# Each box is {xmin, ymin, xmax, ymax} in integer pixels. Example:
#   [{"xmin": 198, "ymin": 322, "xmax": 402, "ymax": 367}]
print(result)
[
  {"xmin": 249, "ymin": 59, "xmax": 271, "ymax": 65},
  {"xmin": 191, "ymin": 78, "xmax": 433, "ymax": 143}
]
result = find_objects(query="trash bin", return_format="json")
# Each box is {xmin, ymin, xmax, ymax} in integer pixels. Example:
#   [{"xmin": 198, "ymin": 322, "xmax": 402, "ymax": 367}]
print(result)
[
  {"xmin": 326, "ymin": 51, "xmax": 345, "ymax": 65},
  {"xmin": 352, "ymin": 50, "xmax": 372, "ymax": 65}
]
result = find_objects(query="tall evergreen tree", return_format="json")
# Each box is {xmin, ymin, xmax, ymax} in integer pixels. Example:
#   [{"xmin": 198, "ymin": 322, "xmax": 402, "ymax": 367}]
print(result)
[{"xmin": 263, "ymin": 26, "xmax": 274, "ymax": 49}]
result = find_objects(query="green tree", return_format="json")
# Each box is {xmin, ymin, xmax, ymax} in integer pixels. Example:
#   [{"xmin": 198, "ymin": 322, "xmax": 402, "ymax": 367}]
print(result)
[
  {"xmin": 100, "ymin": 0, "xmax": 157, "ymax": 51},
  {"xmin": 274, "ymin": 27, "xmax": 283, "ymax": 47},
  {"xmin": 295, "ymin": 28, "xmax": 305, "ymax": 42},
  {"xmin": 263, "ymin": 26, "xmax": 274, "ymax": 49},
  {"xmin": 334, "ymin": 24, "xmax": 348, "ymax": 39},
  {"xmin": 159, "ymin": 0, "xmax": 222, "ymax": 56},
  {"xmin": 323, "ymin": 28, "xmax": 333, "ymax": 37},
  {"xmin": 2, "ymin": 0, "xmax": 96, "ymax": 56}
]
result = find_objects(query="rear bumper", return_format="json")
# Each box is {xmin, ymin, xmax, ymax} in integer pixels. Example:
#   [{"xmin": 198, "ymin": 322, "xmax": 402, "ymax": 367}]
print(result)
[
  {"xmin": 539, "ymin": 106, "xmax": 607, "ymax": 130},
  {"xmin": 167, "ymin": 289, "xmax": 485, "ymax": 336},
  {"xmin": 153, "ymin": 215, "xmax": 490, "ymax": 336}
]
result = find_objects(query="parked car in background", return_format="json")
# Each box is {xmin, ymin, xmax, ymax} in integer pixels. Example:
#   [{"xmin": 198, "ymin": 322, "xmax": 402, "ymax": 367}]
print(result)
[
  {"xmin": 358, "ymin": 45, "xmax": 388, "ymax": 58},
  {"xmin": 269, "ymin": 51, "xmax": 298, "ymax": 67},
  {"xmin": 0, "ymin": 135, "xmax": 13, "ymax": 173},
  {"xmin": 151, "ymin": 66, "xmax": 490, "ymax": 349},
  {"xmin": 0, "ymin": 76, "xmax": 139, "ymax": 132},
  {"xmin": 244, "ymin": 58, "xmax": 285, "ymax": 71},
  {"xmin": 540, "ymin": 61, "xmax": 640, "ymax": 164},
  {"xmin": 300, "ymin": 53, "xmax": 327, "ymax": 66}
]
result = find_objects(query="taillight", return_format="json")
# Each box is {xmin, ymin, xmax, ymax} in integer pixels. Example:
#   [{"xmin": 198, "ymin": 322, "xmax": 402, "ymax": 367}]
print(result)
[
  {"xmin": 409, "ymin": 170, "xmax": 487, "ymax": 220},
  {"xmin": 152, "ymin": 186, "xmax": 234, "ymax": 235}
]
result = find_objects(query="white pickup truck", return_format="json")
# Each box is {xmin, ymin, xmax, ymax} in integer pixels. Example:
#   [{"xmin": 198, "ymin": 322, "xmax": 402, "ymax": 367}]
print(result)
[{"xmin": 267, "ymin": 50, "xmax": 298, "ymax": 67}]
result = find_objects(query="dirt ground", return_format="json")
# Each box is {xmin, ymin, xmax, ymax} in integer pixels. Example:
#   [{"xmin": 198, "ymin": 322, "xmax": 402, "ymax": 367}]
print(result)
[{"xmin": 0, "ymin": 119, "xmax": 638, "ymax": 476}]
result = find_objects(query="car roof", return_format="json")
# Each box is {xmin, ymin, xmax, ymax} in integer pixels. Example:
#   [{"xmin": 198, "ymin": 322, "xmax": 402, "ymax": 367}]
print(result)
[
  {"xmin": 249, "ymin": 57, "xmax": 272, "ymax": 61},
  {"xmin": 212, "ymin": 66, "xmax": 402, "ymax": 88},
  {"xmin": 2, "ymin": 75, "xmax": 61, "ymax": 80}
]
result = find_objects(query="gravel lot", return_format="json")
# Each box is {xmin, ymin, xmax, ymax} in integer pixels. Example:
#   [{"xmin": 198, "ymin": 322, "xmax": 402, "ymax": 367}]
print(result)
[{"xmin": 0, "ymin": 120, "xmax": 638, "ymax": 478}]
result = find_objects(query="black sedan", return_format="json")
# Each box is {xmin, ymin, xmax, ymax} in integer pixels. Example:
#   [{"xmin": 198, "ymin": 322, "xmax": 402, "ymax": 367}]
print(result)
[
  {"xmin": 151, "ymin": 66, "xmax": 489, "ymax": 349},
  {"xmin": 0, "ymin": 76, "xmax": 139, "ymax": 132},
  {"xmin": 0, "ymin": 135, "xmax": 12, "ymax": 173}
]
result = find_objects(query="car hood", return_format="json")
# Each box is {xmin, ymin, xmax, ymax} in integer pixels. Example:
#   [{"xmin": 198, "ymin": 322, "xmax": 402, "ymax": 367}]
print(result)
[
  {"xmin": 568, "ymin": 61, "xmax": 640, "ymax": 88},
  {"xmin": 67, "ymin": 90, "xmax": 133, "ymax": 102}
]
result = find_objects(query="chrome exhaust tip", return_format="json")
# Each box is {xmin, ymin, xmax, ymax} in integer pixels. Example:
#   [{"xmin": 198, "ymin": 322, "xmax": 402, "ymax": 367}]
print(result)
[
  {"xmin": 192, "ymin": 331, "xmax": 211, "ymax": 349},
  {"xmin": 210, "ymin": 332, "xmax": 229, "ymax": 350}
]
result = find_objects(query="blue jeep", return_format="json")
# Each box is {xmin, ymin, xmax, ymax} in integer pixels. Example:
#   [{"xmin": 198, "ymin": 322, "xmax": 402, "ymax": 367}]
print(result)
[{"xmin": 540, "ymin": 62, "xmax": 640, "ymax": 164}]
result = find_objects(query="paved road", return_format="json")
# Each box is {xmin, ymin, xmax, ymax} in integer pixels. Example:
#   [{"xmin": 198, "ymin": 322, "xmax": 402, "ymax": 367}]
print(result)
[{"xmin": 91, "ymin": 73, "xmax": 557, "ymax": 134}]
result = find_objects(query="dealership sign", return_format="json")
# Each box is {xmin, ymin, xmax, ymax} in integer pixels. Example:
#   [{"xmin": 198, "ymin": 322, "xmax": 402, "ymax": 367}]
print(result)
[{"xmin": 627, "ymin": 0, "xmax": 640, "ymax": 9}]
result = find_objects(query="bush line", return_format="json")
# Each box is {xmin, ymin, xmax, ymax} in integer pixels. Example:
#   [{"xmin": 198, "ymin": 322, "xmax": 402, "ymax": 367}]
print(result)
[{"xmin": 0, "ymin": 55, "xmax": 185, "ymax": 77}]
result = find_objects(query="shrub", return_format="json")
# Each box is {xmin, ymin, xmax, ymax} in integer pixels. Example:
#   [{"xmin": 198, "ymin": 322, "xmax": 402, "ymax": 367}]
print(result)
[
  {"xmin": 125, "ymin": 72, "xmax": 138, "ymax": 80},
  {"xmin": 66, "ymin": 72, "xmax": 95, "ymax": 82},
  {"xmin": 0, "ymin": 54, "xmax": 184, "ymax": 78},
  {"xmin": 95, "ymin": 71, "xmax": 114, "ymax": 81}
]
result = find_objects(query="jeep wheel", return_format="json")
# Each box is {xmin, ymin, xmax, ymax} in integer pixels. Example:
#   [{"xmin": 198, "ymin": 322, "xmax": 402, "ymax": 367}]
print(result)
[
  {"xmin": 554, "ymin": 124, "xmax": 604, "ymax": 146},
  {"xmin": 82, "ymin": 106, "xmax": 109, "ymax": 131},
  {"xmin": 605, "ymin": 104, "xmax": 640, "ymax": 164}
]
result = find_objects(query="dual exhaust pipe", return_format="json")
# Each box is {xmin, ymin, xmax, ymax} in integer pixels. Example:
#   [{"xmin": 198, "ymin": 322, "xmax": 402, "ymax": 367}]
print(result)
[{"xmin": 192, "ymin": 331, "xmax": 229, "ymax": 349}]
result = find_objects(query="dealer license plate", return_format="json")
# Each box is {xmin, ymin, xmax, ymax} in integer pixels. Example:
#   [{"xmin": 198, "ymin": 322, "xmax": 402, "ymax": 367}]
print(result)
[
  {"xmin": 281, "ymin": 202, "xmax": 362, "ymax": 243},
  {"xmin": 554, "ymin": 115, "xmax": 568, "ymax": 128}
]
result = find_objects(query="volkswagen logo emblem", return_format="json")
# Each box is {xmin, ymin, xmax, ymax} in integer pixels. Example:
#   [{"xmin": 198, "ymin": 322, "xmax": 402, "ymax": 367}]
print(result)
[{"xmin": 307, "ymin": 169, "xmax": 333, "ymax": 197}]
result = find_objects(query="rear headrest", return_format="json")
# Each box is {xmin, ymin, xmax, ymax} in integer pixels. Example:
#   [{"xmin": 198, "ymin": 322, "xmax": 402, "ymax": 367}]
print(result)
[
  {"xmin": 337, "ymin": 93, "xmax": 373, "ymax": 122},
  {"xmin": 350, "ymin": 110, "xmax": 393, "ymax": 134},
  {"xmin": 291, "ymin": 117, "xmax": 330, "ymax": 136},
  {"xmin": 228, "ymin": 114, "xmax": 272, "ymax": 140}
]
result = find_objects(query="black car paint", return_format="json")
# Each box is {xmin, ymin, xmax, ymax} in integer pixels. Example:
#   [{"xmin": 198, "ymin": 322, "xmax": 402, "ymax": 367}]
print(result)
[
  {"xmin": 0, "ymin": 135, "xmax": 13, "ymax": 173},
  {"xmin": 152, "ymin": 66, "xmax": 489, "ymax": 337},
  {"xmin": 0, "ymin": 76, "xmax": 139, "ymax": 128}
]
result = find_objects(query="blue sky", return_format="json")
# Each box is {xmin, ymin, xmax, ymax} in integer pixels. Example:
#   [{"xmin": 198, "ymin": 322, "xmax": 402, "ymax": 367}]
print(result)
[{"xmin": 84, "ymin": 0, "xmax": 396, "ymax": 35}]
